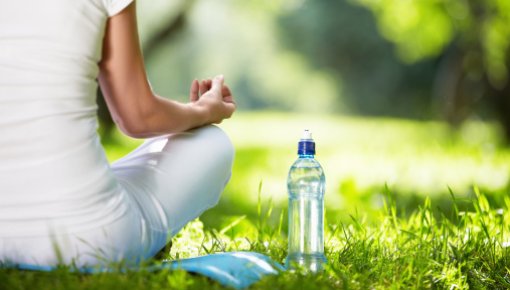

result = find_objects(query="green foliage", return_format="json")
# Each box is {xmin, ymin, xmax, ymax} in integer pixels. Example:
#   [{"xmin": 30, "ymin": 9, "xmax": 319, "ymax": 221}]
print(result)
[
  {"xmin": 135, "ymin": 0, "xmax": 510, "ymax": 131},
  {"xmin": 137, "ymin": 0, "xmax": 187, "ymax": 44},
  {"xmin": 353, "ymin": 0, "xmax": 510, "ymax": 88},
  {"xmin": 276, "ymin": 0, "xmax": 439, "ymax": 118},
  {"xmin": 354, "ymin": 0, "xmax": 455, "ymax": 62}
]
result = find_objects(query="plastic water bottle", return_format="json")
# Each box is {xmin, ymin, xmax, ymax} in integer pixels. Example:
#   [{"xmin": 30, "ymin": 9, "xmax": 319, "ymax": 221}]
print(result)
[{"xmin": 285, "ymin": 130, "xmax": 327, "ymax": 272}]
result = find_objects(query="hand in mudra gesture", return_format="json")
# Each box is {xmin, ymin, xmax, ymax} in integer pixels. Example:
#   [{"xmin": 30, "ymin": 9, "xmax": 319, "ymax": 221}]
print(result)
[{"xmin": 189, "ymin": 75, "xmax": 236, "ymax": 124}]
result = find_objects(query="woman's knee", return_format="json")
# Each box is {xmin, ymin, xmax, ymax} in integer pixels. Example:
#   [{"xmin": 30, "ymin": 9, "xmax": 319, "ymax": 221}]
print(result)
[
  {"xmin": 190, "ymin": 125, "xmax": 234, "ymax": 167},
  {"xmin": 113, "ymin": 125, "xmax": 235, "ymax": 219}
]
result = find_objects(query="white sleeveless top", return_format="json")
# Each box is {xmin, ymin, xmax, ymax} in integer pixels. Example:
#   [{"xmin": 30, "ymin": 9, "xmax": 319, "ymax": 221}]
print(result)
[{"xmin": 0, "ymin": 0, "xmax": 133, "ymax": 237}]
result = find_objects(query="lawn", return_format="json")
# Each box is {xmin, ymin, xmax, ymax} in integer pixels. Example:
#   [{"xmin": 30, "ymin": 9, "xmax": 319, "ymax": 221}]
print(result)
[{"xmin": 2, "ymin": 112, "xmax": 510, "ymax": 289}]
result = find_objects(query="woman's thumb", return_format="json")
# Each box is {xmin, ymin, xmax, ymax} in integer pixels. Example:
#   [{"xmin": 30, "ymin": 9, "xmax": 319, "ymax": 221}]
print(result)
[{"xmin": 211, "ymin": 75, "xmax": 224, "ymax": 93}]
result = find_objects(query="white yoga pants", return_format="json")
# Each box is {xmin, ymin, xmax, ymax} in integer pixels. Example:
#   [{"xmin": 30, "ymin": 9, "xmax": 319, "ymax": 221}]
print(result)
[{"xmin": 1, "ymin": 125, "xmax": 234, "ymax": 267}]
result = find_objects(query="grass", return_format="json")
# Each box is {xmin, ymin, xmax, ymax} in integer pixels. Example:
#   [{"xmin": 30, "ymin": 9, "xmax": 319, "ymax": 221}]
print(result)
[{"xmin": 3, "ymin": 112, "xmax": 510, "ymax": 289}]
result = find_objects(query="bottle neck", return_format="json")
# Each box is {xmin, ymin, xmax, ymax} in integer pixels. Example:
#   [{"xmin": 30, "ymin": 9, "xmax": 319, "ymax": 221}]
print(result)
[{"xmin": 298, "ymin": 154, "xmax": 315, "ymax": 158}]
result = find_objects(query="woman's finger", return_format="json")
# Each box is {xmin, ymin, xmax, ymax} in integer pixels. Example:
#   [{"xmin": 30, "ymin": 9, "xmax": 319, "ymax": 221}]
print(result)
[
  {"xmin": 223, "ymin": 95, "xmax": 235, "ymax": 103},
  {"xmin": 199, "ymin": 79, "xmax": 206, "ymax": 96},
  {"xmin": 189, "ymin": 79, "xmax": 199, "ymax": 102},
  {"xmin": 223, "ymin": 101, "xmax": 236, "ymax": 117},
  {"xmin": 199, "ymin": 79, "xmax": 212, "ymax": 96},
  {"xmin": 222, "ymin": 85, "xmax": 232, "ymax": 98}
]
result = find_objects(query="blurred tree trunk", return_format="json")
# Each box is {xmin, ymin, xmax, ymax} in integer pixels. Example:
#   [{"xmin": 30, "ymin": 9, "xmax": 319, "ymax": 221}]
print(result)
[
  {"xmin": 436, "ymin": 45, "xmax": 510, "ymax": 142},
  {"xmin": 488, "ymin": 49, "xmax": 510, "ymax": 142},
  {"xmin": 435, "ymin": 1, "xmax": 510, "ymax": 142},
  {"xmin": 434, "ymin": 42, "xmax": 468, "ymax": 127},
  {"xmin": 436, "ymin": 47, "xmax": 510, "ymax": 142},
  {"xmin": 96, "ymin": 1, "xmax": 195, "ymax": 142},
  {"xmin": 491, "ymin": 87, "xmax": 510, "ymax": 142},
  {"xmin": 434, "ymin": 41, "xmax": 485, "ymax": 125}
]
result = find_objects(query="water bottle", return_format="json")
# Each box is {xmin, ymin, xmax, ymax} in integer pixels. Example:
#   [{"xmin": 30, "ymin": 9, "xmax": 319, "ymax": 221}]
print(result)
[{"xmin": 285, "ymin": 129, "xmax": 327, "ymax": 272}]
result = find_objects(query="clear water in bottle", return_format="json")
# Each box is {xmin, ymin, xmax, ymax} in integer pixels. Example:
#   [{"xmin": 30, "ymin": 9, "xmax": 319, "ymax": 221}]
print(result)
[{"xmin": 285, "ymin": 130, "xmax": 327, "ymax": 272}]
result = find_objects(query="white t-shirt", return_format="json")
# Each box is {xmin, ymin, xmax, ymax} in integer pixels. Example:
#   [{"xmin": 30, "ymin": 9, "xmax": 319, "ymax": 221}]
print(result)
[{"xmin": 0, "ymin": 0, "xmax": 134, "ymax": 237}]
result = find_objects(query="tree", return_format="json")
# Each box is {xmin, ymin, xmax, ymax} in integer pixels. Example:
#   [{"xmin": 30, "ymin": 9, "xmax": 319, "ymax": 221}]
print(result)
[{"xmin": 353, "ymin": 0, "xmax": 510, "ymax": 138}]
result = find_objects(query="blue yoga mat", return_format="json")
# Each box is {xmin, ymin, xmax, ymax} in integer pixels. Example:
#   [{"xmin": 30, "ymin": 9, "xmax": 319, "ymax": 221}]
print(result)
[{"xmin": 11, "ymin": 251, "xmax": 285, "ymax": 289}]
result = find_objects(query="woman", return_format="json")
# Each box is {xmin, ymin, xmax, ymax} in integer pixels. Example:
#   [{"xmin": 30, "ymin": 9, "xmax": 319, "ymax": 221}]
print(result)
[{"xmin": 0, "ymin": 0, "xmax": 235, "ymax": 267}]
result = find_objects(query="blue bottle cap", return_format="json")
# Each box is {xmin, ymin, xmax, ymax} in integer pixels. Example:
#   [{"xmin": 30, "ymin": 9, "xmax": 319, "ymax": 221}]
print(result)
[{"xmin": 298, "ymin": 130, "xmax": 315, "ymax": 155}]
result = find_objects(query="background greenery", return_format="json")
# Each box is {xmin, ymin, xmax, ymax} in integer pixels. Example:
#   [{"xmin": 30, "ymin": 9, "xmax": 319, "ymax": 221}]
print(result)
[{"xmin": 132, "ymin": 0, "xmax": 510, "ymax": 131}]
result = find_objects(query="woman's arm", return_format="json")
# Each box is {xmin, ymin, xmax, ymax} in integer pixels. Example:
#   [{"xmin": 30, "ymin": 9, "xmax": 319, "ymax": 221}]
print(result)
[{"xmin": 98, "ymin": 2, "xmax": 235, "ymax": 138}]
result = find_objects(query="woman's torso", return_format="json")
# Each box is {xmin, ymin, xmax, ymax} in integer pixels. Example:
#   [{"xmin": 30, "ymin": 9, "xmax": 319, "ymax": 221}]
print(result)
[{"xmin": 0, "ymin": 0, "xmax": 129, "ymax": 237}]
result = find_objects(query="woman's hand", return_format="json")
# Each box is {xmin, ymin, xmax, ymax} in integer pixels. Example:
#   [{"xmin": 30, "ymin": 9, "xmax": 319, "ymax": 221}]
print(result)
[{"xmin": 189, "ymin": 75, "xmax": 236, "ymax": 124}]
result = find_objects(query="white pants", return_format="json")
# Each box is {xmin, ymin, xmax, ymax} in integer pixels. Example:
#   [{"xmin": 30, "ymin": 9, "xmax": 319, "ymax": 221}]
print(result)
[{"xmin": 0, "ymin": 125, "xmax": 234, "ymax": 267}]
